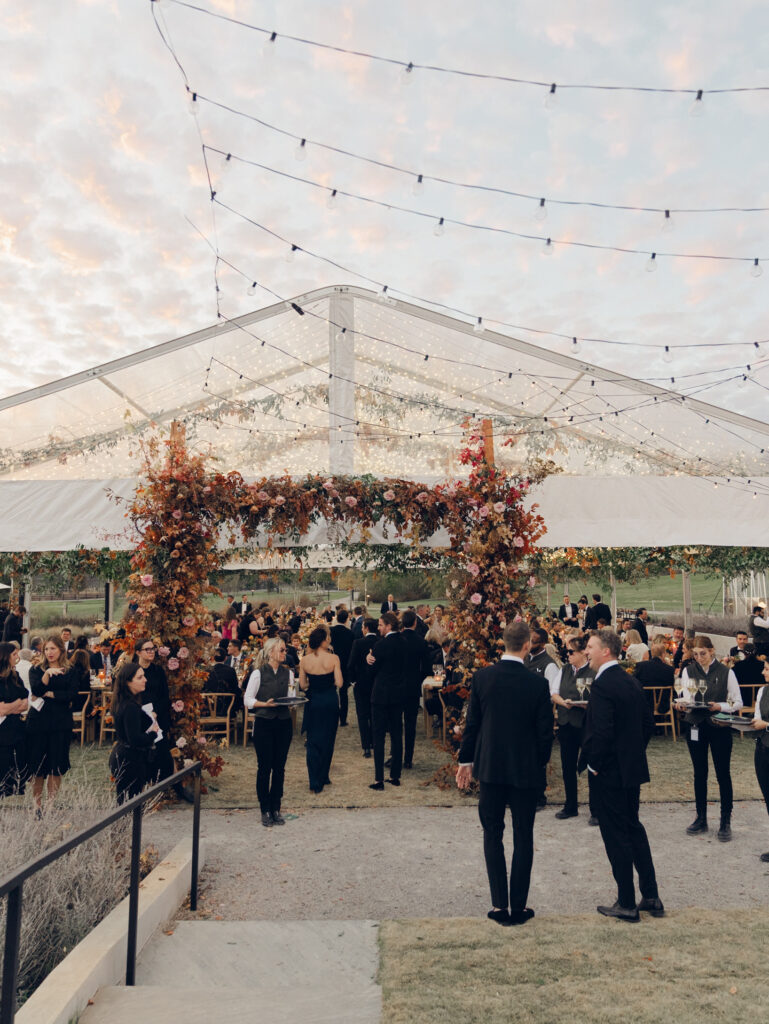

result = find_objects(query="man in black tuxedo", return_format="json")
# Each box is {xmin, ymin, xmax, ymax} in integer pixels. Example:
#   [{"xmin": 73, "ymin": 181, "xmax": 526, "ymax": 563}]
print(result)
[
  {"xmin": 89, "ymin": 639, "xmax": 114, "ymax": 674},
  {"xmin": 582, "ymin": 629, "xmax": 663, "ymax": 922},
  {"xmin": 671, "ymin": 626, "xmax": 686, "ymax": 670},
  {"xmin": 414, "ymin": 605, "xmax": 430, "ymax": 638},
  {"xmin": 366, "ymin": 612, "xmax": 405, "ymax": 788},
  {"xmin": 584, "ymin": 593, "xmax": 612, "ymax": 630},
  {"xmin": 233, "ymin": 594, "xmax": 252, "ymax": 616},
  {"xmin": 631, "ymin": 608, "xmax": 649, "ymax": 646},
  {"xmin": 380, "ymin": 594, "xmax": 398, "ymax": 615},
  {"xmin": 348, "ymin": 617, "xmax": 378, "ymax": 757},
  {"xmin": 557, "ymin": 594, "xmax": 579, "ymax": 627},
  {"xmin": 60, "ymin": 627, "xmax": 75, "ymax": 656},
  {"xmin": 400, "ymin": 610, "xmax": 434, "ymax": 769},
  {"xmin": 206, "ymin": 651, "xmax": 242, "ymax": 712},
  {"xmin": 729, "ymin": 630, "xmax": 763, "ymax": 705},
  {"xmin": 350, "ymin": 606, "xmax": 365, "ymax": 639},
  {"xmin": 456, "ymin": 621, "xmax": 553, "ymax": 926},
  {"xmin": 330, "ymin": 609, "xmax": 354, "ymax": 726}
]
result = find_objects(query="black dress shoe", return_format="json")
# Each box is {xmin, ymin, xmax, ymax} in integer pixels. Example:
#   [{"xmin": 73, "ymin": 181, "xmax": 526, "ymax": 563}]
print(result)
[
  {"xmin": 369, "ymin": 781, "xmax": 384, "ymax": 791},
  {"xmin": 339, "ymin": 721, "xmax": 348, "ymax": 727},
  {"xmin": 387, "ymin": 778, "xmax": 401, "ymax": 786},
  {"xmin": 508, "ymin": 908, "xmax": 535, "ymax": 926},
  {"xmin": 717, "ymin": 817, "xmax": 732, "ymax": 842},
  {"xmin": 686, "ymin": 816, "xmax": 708, "ymax": 835},
  {"xmin": 271, "ymin": 812, "xmax": 286, "ymax": 826},
  {"xmin": 310, "ymin": 785, "xmax": 324, "ymax": 794},
  {"xmin": 487, "ymin": 909, "xmax": 510, "ymax": 925},
  {"xmin": 760, "ymin": 852, "xmax": 769, "ymax": 863},
  {"xmin": 261, "ymin": 812, "xmax": 274, "ymax": 828},
  {"xmin": 555, "ymin": 808, "xmax": 578, "ymax": 820},
  {"xmin": 638, "ymin": 897, "xmax": 665, "ymax": 917},
  {"xmin": 588, "ymin": 816, "xmax": 599, "ymax": 827},
  {"xmin": 597, "ymin": 901, "xmax": 639, "ymax": 922},
  {"xmin": 363, "ymin": 749, "xmax": 372, "ymax": 758}
]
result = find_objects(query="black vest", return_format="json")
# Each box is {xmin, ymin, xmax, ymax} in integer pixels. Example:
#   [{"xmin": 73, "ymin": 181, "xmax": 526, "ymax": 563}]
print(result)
[
  {"xmin": 557, "ymin": 662, "xmax": 595, "ymax": 727},
  {"xmin": 749, "ymin": 616, "xmax": 769, "ymax": 644},
  {"xmin": 526, "ymin": 649, "xmax": 557, "ymax": 679},
  {"xmin": 759, "ymin": 687, "xmax": 769, "ymax": 749},
  {"xmin": 685, "ymin": 659, "xmax": 728, "ymax": 726},
  {"xmin": 254, "ymin": 663, "xmax": 291, "ymax": 720}
]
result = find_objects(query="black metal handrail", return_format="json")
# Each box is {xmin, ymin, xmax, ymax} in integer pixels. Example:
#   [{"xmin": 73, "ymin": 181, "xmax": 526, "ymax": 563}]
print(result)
[{"xmin": 0, "ymin": 761, "xmax": 203, "ymax": 1024}]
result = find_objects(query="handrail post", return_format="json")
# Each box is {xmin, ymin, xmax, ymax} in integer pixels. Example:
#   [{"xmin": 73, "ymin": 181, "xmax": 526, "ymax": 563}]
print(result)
[
  {"xmin": 1, "ymin": 884, "xmax": 23, "ymax": 1024},
  {"xmin": 190, "ymin": 767, "xmax": 202, "ymax": 912},
  {"xmin": 125, "ymin": 805, "xmax": 142, "ymax": 986}
]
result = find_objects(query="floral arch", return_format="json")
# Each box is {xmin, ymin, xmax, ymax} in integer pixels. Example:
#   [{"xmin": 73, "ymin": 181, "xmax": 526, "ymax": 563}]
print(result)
[{"xmin": 119, "ymin": 423, "xmax": 549, "ymax": 775}]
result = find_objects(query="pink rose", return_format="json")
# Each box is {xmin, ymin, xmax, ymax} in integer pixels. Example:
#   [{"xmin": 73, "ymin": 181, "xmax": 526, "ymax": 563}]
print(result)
[
  {"xmin": 167, "ymin": 658, "xmax": 180, "ymax": 671},
  {"xmin": 513, "ymin": 537, "xmax": 525, "ymax": 548},
  {"xmin": 203, "ymin": 486, "xmax": 212, "ymax": 494},
  {"xmin": 177, "ymin": 647, "xmax": 189, "ymax": 659},
  {"xmin": 467, "ymin": 563, "xmax": 480, "ymax": 577},
  {"xmin": 493, "ymin": 502, "xmax": 505, "ymax": 513},
  {"xmin": 470, "ymin": 593, "xmax": 482, "ymax": 605},
  {"xmin": 528, "ymin": 576, "xmax": 537, "ymax": 587},
  {"xmin": 416, "ymin": 491, "xmax": 430, "ymax": 503},
  {"xmin": 140, "ymin": 574, "xmax": 153, "ymax": 587},
  {"xmin": 176, "ymin": 735, "xmax": 187, "ymax": 748},
  {"xmin": 344, "ymin": 496, "xmax": 357, "ymax": 507},
  {"xmin": 257, "ymin": 490, "xmax": 270, "ymax": 501},
  {"xmin": 196, "ymin": 735, "xmax": 208, "ymax": 746},
  {"xmin": 157, "ymin": 646, "xmax": 170, "ymax": 657},
  {"xmin": 322, "ymin": 480, "xmax": 335, "ymax": 491},
  {"xmin": 478, "ymin": 506, "xmax": 489, "ymax": 519},
  {"xmin": 172, "ymin": 509, "xmax": 182, "ymax": 520},
  {"xmin": 183, "ymin": 615, "xmax": 195, "ymax": 627},
  {"xmin": 382, "ymin": 490, "xmax": 395, "ymax": 501},
  {"xmin": 172, "ymin": 700, "xmax": 185, "ymax": 712},
  {"xmin": 331, "ymin": 489, "xmax": 340, "ymax": 499},
  {"xmin": 274, "ymin": 495, "xmax": 286, "ymax": 505}
]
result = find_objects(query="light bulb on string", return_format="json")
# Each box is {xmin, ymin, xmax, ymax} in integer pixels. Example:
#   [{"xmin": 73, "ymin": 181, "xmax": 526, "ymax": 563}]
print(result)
[
  {"xmin": 534, "ymin": 198, "xmax": 547, "ymax": 223},
  {"xmin": 542, "ymin": 237, "xmax": 554, "ymax": 256},
  {"xmin": 412, "ymin": 174, "xmax": 424, "ymax": 196},
  {"xmin": 544, "ymin": 83, "xmax": 557, "ymax": 109},
  {"xmin": 326, "ymin": 189, "xmax": 338, "ymax": 210},
  {"xmin": 285, "ymin": 244, "xmax": 298, "ymax": 264},
  {"xmin": 263, "ymin": 30, "xmax": 277, "ymax": 61},
  {"xmin": 433, "ymin": 216, "xmax": 445, "ymax": 236},
  {"xmin": 571, "ymin": 337, "xmax": 581, "ymax": 355},
  {"xmin": 402, "ymin": 61, "xmax": 414, "ymax": 85},
  {"xmin": 661, "ymin": 209, "xmax": 673, "ymax": 233},
  {"xmin": 751, "ymin": 258, "xmax": 763, "ymax": 278},
  {"xmin": 246, "ymin": 281, "xmax": 258, "ymax": 297},
  {"xmin": 295, "ymin": 138, "xmax": 307, "ymax": 161},
  {"xmin": 645, "ymin": 252, "xmax": 657, "ymax": 273},
  {"xmin": 473, "ymin": 317, "xmax": 484, "ymax": 334},
  {"xmin": 738, "ymin": 365, "xmax": 752, "ymax": 387},
  {"xmin": 187, "ymin": 88, "xmax": 198, "ymax": 117},
  {"xmin": 689, "ymin": 89, "xmax": 704, "ymax": 117},
  {"xmin": 662, "ymin": 345, "xmax": 673, "ymax": 363}
]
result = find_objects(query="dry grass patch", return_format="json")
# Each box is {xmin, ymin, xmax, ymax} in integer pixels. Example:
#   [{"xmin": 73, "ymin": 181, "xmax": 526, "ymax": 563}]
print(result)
[
  {"xmin": 72, "ymin": 725, "xmax": 763, "ymax": 810},
  {"xmin": 379, "ymin": 909, "xmax": 769, "ymax": 1024}
]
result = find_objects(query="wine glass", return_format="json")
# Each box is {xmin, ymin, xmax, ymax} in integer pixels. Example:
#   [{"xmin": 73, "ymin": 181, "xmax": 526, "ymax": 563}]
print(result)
[
  {"xmin": 576, "ymin": 679, "xmax": 586, "ymax": 701},
  {"xmin": 432, "ymin": 663, "xmax": 445, "ymax": 684},
  {"xmin": 697, "ymin": 679, "xmax": 707, "ymax": 705},
  {"xmin": 726, "ymin": 694, "xmax": 735, "ymax": 715},
  {"xmin": 674, "ymin": 678, "xmax": 684, "ymax": 701},
  {"xmin": 584, "ymin": 679, "xmax": 592, "ymax": 697}
]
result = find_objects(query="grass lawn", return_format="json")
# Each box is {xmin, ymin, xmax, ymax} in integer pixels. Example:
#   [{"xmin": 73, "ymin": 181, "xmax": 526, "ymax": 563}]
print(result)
[
  {"xmin": 379, "ymin": 909, "xmax": 769, "ymax": 1024},
  {"xmin": 532, "ymin": 573, "xmax": 725, "ymax": 617},
  {"xmin": 69, "ymin": 715, "xmax": 763, "ymax": 810}
]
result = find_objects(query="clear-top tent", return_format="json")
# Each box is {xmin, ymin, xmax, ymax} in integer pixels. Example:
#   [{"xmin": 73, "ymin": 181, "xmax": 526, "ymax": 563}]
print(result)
[
  {"xmin": 1, "ymin": 285, "xmax": 768, "ymax": 483},
  {"xmin": 1, "ymin": 285, "xmax": 768, "ymax": 551}
]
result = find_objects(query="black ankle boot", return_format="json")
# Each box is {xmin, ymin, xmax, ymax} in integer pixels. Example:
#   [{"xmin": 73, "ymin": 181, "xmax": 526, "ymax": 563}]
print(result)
[
  {"xmin": 717, "ymin": 815, "xmax": 732, "ymax": 842},
  {"xmin": 686, "ymin": 815, "xmax": 708, "ymax": 835}
]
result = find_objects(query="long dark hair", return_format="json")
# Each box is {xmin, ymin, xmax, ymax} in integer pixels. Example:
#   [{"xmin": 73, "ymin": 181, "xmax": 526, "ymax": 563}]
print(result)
[
  {"xmin": 308, "ymin": 626, "xmax": 329, "ymax": 651},
  {"xmin": 0, "ymin": 642, "xmax": 17, "ymax": 679},
  {"xmin": 113, "ymin": 661, "xmax": 144, "ymax": 704}
]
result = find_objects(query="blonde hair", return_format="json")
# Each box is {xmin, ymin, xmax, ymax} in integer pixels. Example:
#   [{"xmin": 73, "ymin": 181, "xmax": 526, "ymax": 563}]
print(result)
[
  {"xmin": 255, "ymin": 637, "xmax": 282, "ymax": 670},
  {"xmin": 624, "ymin": 629, "xmax": 642, "ymax": 646},
  {"xmin": 650, "ymin": 638, "xmax": 668, "ymax": 659}
]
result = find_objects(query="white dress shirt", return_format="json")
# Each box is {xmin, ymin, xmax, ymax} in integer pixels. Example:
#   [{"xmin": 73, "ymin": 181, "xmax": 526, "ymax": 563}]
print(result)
[
  {"xmin": 244, "ymin": 668, "xmax": 296, "ymax": 708},
  {"xmin": 680, "ymin": 664, "xmax": 742, "ymax": 712},
  {"xmin": 753, "ymin": 686, "xmax": 766, "ymax": 722}
]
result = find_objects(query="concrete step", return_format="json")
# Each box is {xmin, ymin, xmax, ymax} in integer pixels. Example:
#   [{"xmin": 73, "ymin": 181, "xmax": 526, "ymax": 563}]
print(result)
[{"xmin": 78, "ymin": 984, "xmax": 380, "ymax": 1024}]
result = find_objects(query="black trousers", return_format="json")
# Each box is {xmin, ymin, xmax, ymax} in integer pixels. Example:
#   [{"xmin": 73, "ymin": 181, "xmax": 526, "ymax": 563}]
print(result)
[
  {"xmin": 754, "ymin": 741, "xmax": 769, "ymax": 816},
  {"xmin": 372, "ymin": 703, "xmax": 403, "ymax": 783},
  {"xmin": 354, "ymin": 683, "xmax": 373, "ymax": 751},
  {"xmin": 403, "ymin": 693, "xmax": 420, "ymax": 766},
  {"xmin": 557, "ymin": 722, "xmax": 584, "ymax": 813},
  {"xmin": 477, "ymin": 782, "xmax": 537, "ymax": 912},
  {"xmin": 686, "ymin": 724, "xmax": 733, "ymax": 818},
  {"xmin": 339, "ymin": 682, "xmax": 350, "ymax": 725},
  {"xmin": 252, "ymin": 717, "xmax": 293, "ymax": 813},
  {"xmin": 593, "ymin": 777, "xmax": 658, "ymax": 909}
]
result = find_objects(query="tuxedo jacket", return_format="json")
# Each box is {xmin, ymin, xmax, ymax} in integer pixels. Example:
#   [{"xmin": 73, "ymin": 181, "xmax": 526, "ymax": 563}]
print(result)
[
  {"xmin": 370, "ymin": 632, "xmax": 406, "ymax": 705},
  {"xmin": 348, "ymin": 634, "xmax": 377, "ymax": 690},
  {"xmin": 580, "ymin": 664, "xmax": 653, "ymax": 788},
  {"xmin": 558, "ymin": 603, "xmax": 578, "ymax": 624},
  {"xmin": 585, "ymin": 602, "xmax": 612, "ymax": 629},
  {"xmin": 380, "ymin": 601, "xmax": 398, "ymax": 614},
  {"xmin": 330, "ymin": 624, "xmax": 354, "ymax": 683},
  {"xmin": 351, "ymin": 616, "xmax": 364, "ymax": 640},
  {"xmin": 206, "ymin": 662, "xmax": 240, "ymax": 696},
  {"xmin": 400, "ymin": 629, "xmax": 434, "ymax": 699},
  {"xmin": 457, "ymin": 659, "xmax": 553, "ymax": 788},
  {"xmin": 634, "ymin": 657, "xmax": 673, "ymax": 688},
  {"xmin": 415, "ymin": 616, "xmax": 429, "ymax": 638}
]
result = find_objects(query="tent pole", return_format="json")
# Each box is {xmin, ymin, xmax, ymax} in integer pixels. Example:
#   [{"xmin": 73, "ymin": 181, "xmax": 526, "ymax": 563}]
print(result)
[
  {"xmin": 328, "ymin": 293, "xmax": 355, "ymax": 475},
  {"xmin": 682, "ymin": 570, "xmax": 692, "ymax": 631},
  {"xmin": 21, "ymin": 580, "xmax": 31, "ymax": 649},
  {"xmin": 104, "ymin": 582, "xmax": 115, "ymax": 626},
  {"xmin": 610, "ymin": 571, "xmax": 617, "ymax": 625}
]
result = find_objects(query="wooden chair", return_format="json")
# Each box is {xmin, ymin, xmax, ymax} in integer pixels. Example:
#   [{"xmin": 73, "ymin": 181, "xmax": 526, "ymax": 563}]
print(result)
[
  {"xmin": 72, "ymin": 692, "xmax": 91, "ymax": 747},
  {"xmin": 738, "ymin": 683, "xmax": 762, "ymax": 716},
  {"xmin": 242, "ymin": 707, "xmax": 254, "ymax": 746},
  {"xmin": 643, "ymin": 686, "xmax": 677, "ymax": 741},
  {"xmin": 99, "ymin": 691, "xmax": 115, "ymax": 746},
  {"xmin": 437, "ymin": 690, "xmax": 449, "ymax": 745},
  {"xmin": 200, "ymin": 693, "xmax": 235, "ymax": 745}
]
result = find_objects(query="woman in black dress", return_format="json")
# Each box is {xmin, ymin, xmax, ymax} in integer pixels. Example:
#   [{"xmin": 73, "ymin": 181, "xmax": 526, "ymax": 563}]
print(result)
[
  {"xmin": 134, "ymin": 638, "xmax": 173, "ymax": 782},
  {"xmin": 27, "ymin": 636, "xmax": 78, "ymax": 810},
  {"xmin": 110, "ymin": 661, "xmax": 159, "ymax": 803},
  {"xmin": 299, "ymin": 627, "xmax": 343, "ymax": 794},
  {"xmin": 0, "ymin": 643, "xmax": 29, "ymax": 796}
]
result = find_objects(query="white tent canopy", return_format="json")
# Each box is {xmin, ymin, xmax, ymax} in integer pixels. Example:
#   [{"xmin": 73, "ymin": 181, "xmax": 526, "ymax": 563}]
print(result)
[{"xmin": 0, "ymin": 285, "xmax": 767, "ymax": 551}]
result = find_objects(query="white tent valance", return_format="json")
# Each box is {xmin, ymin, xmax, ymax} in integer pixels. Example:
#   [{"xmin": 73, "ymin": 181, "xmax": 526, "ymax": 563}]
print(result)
[{"xmin": 0, "ymin": 475, "xmax": 766, "ymax": 553}]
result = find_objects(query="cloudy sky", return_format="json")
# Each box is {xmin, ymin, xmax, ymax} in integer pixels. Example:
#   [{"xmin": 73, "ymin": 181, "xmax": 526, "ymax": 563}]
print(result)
[{"xmin": 2, "ymin": 0, "xmax": 768, "ymax": 420}]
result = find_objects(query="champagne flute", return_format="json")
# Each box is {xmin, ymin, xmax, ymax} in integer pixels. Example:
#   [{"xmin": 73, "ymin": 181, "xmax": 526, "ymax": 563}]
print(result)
[
  {"xmin": 576, "ymin": 679, "xmax": 586, "ymax": 701},
  {"xmin": 674, "ymin": 678, "xmax": 684, "ymax": 701},
  {"xmin": 726, "ymin": 694, "xmax": 735, "ymax": 715},
  {"xmin": 697, "ymin": 679, "xmax": 707, "ymax": 705},
  {"xmin": 584, "ymin": 679, "xmax": 592, "ymax": 697}
]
